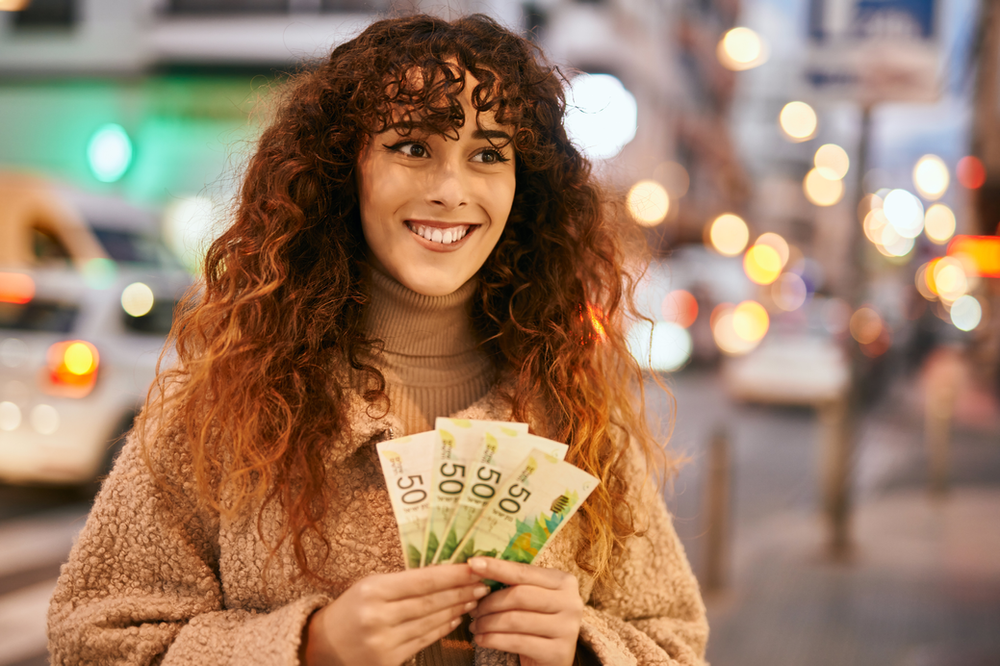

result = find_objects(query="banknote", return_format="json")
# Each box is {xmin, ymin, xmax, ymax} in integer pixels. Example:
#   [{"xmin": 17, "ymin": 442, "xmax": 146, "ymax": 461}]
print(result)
[
  {"xmin": 376, "ymin": 430, "xmax": 439, "ymax": 569},
  {"xmin": 431, "ymin": 432, "xmax": 568, "ymax": 564},
  {"xmin": 421, "ymin": 418, "xmax": 529, "ymax": 566},
  {"xmin": 447, "ymin": 449, "xmax": 599, "ymax": 583}
]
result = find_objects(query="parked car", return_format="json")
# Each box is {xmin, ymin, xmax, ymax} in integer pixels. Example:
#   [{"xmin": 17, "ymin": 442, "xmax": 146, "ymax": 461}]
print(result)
[{"xmin": 0, "ymin": 172, "xmax": 192, "ymax": 486}]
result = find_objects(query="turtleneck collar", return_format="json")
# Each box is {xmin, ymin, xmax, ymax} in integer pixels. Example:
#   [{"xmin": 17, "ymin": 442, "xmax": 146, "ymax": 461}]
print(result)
[{"xmin": 361, "ymin": 264, "xmax": 481, "ymax": 358}]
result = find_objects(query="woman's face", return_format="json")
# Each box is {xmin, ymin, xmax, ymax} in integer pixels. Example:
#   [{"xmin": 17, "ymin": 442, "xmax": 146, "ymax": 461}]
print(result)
[{"xmin": 357, "ymin": 71, "xmax": 516, "ymax": 297}]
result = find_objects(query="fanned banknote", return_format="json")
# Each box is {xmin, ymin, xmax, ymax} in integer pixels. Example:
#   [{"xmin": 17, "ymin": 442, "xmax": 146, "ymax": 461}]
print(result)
[
  {"xmin": 376, "ymin": 430, "xmax": 439, "ymax": 569},
  {"xmin": 431, "ymin": 432, "xmax": 568, "ymax": 564},
  {"xmin": 448, "ymin": 449, "xmax": 599, "ymax": 582},
  {"xmin": 421, "ymin": 418, "xmax": 529, "ymax": 566}
]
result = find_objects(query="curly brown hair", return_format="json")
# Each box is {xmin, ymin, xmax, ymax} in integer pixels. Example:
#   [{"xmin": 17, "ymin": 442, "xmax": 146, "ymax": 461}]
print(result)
[{"xmin": 141, "ymin": 13, "xmax": 672, "ymax": 587}]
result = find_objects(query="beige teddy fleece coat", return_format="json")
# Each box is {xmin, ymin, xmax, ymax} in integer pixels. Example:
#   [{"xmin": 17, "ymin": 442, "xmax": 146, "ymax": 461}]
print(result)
[{"xmin": 47, "ymin": 385, "xmax": 708, "ymax": 665}]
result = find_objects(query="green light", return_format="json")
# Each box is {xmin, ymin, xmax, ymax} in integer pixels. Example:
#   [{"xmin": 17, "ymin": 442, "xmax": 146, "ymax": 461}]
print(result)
[{"xmin": 86, "ymin": 123, "xmax": 133, "ymax": 182}]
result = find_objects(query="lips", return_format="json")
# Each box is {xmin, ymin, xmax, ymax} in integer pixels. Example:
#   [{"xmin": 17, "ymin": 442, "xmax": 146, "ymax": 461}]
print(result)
[{"xmin": 405, "ymin": 221, "xmax": 476, "ymax": 246}]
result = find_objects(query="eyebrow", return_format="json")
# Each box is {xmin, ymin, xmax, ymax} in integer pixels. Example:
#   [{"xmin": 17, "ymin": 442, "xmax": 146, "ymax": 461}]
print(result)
[{"xmin": 473, "ymin": 128, "xmax": 512, "ymax": 142}]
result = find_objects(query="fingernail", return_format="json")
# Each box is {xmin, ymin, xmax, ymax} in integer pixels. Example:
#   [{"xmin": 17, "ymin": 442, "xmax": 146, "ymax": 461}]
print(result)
[
  {"xmin": 451, "ymin": 617, "xmax": 462, "ymax": 628},
  {"xmin": 468, "ymin": 558, "xmax": 486, "ymax": 572},
  {"xmin": 464, "ymin": 600, "xmax": 477, "ymax": 612},
  {"xmin": 473, "ymin": 584, "xmax": 489, "ymax": 598}
]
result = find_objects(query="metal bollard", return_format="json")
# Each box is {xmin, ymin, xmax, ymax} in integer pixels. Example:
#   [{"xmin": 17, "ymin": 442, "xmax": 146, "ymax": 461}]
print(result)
[{"xmin": 702, "ymin": 426, "xmax": 730, "ymax": 593}]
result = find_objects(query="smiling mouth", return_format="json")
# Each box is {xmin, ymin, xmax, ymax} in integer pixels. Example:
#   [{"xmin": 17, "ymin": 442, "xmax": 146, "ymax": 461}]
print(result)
[{"xmin": 405, "ymin": 222, "xmax": 473, "ymax": 245}]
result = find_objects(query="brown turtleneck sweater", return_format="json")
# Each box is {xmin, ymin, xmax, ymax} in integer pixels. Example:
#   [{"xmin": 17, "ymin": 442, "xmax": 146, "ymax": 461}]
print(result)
[
  {"xmin": 362, "ymin": 266, "xmax": 493, "ymax": 665},
  {"xmin": 361, "ymin": 266, "xmax": 495, "ymax": 436}
]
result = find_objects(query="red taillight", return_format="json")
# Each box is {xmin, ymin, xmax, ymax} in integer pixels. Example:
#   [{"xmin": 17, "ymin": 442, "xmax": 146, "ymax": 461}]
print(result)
[
  {"xmin": 43, "ymin": 340, "xmax": 99, "ymax": 398},
  {"xmin": 0, "ymin": 272, "xmax": 35, "ymax": 304}
]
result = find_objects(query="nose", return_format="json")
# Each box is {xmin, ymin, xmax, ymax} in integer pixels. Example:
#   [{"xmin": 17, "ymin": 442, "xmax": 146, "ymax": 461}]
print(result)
[{"xmin": 425, "ymin": 161, "xmax": 469, "ymax": 211}]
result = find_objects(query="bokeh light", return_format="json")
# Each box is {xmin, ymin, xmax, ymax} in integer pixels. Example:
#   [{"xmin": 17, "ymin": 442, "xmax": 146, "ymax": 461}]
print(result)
[
  {"xmin": 627, "ymin": 320, "xmax": 693, "ymax": 372},
  {"xmin": 779, "ymin": 101, "xmax": 818, "ymax": 142},
  {"xmin": 849, "ymin": 307, "xmax": 883, "ymax": 345},
  {"xmin": 564, "ymin": 73, "xmax": 638, "ymax": 160},
  {"xmin": 83, "ymin": 258, "xmax": 117, "ymax": 290},
  {"xmin": 712, "ymin": 306, "xmax": 760, "ymax": 355},
  {"xmin": 912, "ymin": 155, "xmax": 949, "ymax": 200},
  {"xmin": 121, "ymin": 282, "xmax": 155, "ymax": 317},
  {"xmin": 924, "ymin": 204, "xmax": 956, "ymax": 244},
  {"xmin": 30, "ymin": 404, "xmax": 60, "ymax": 435},
  {"xmin": 914, "ymin": 263, "xmax": 937, "ymax": 301},
  {"xmin": 63, "ymin": 342, "xmax": 97, "ymax": 376},
  {"xmin": 0, "ymin": 401, "xmax": 20, "ymax": 432},
  {"xmin": 772, "ymin": 272, "xmax": 808, "ymax": 311},
  {"xmin": 814, "ymin": 144, "xmax": 850, "ymax": 180},
  {"xmin": 950, "ymin": 295, "xmax": 982, "ymax": 331},
  {"xmin": 804, "ymin": 168, "xmax": 845, "ymax": 206},
  {"xmin": 717, "ymin": 27, "xmax": 767, "ymax": 71},
  {"xmin": 732, "ymin": 301, "xmax": 769, "ymax": 342},
  {"xmin": 87, "ymin": 123, "xmax": 133, "ymax": 183},
  {"xmin": 661, "ymin": 290, "xmax": 699, "ymax": 329},
  {"xmin": 932, "ymin": 257, "xmax": 969, "ymax": 302},
  {"xmin": 882, "ymin": 189, "xmax": 925, "ymax": 238},
  {"xmin": 863, "ymin": 209, "xmax": 890, "ymax": 244},
  {"xmin": 626, "ymin": 180, "xmax": 670, "ymax": 226},
  {"xmin": 743, "ymin": 244, "xmax": 782, "ymax": 285},
  {"xmin": 0, "ymin": 272, "xmax": 35, "ymax": 304},
  {"xmin": 754, "ymin": 232, "xmax": 789, "ymax": 268},
  {"xmin": 956, "ymin": 156, "xmax": 986, "ymax": 190},
  {"xmin": 163, "ymin": 196, "xmax": 222, "ymax": 274},
  {"xmin": 858, "ymin": 193, "xmax": 884, "ymax": 224},
  {"xmin": 709, "ymin": 213, "xmax": 750, "ymax": 256}
]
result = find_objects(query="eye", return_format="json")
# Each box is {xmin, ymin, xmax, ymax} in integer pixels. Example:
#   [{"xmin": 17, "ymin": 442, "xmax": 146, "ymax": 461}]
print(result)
[
  {"xmin": 473, "ymin": 148, "xmax": 510, "ymax": 164},
  {"xmin": 385, "ymin": 141, "xmax": 428, "ymax": 158}
]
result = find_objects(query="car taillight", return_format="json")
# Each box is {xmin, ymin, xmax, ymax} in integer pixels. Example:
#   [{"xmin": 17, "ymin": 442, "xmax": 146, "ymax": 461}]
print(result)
[
  {"xmin": 44, "ymin": 340, "xmax": 99, "ymax": 398},
  {"xmin": 0, "ymin": 272, "xmax": 35, "ymax": 304}
]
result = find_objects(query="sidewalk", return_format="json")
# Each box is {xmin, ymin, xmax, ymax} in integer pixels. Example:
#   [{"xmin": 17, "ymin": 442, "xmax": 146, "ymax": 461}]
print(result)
[{"xmin": 660, "ymin": 356, "xmax": 1000, "ymax": 666}]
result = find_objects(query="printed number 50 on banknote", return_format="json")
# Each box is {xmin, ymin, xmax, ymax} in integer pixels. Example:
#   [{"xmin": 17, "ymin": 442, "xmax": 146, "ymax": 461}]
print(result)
[
  {"xmin": 448, "ymin": 449, "xmax": 599, "ymax": 576},
  {"xmin": 376, "ymin": 431, "xmax": 438, "ymax": 569}
]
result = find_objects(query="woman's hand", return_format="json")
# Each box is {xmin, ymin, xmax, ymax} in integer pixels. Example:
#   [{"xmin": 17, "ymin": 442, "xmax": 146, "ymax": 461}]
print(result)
[
  {"xmin": 302, "ymin": 564, "xmax": 489, "ymax": 666},
  {"xmin": 466, "ymin": 557, "xmax": 584, "ymax": 666}
]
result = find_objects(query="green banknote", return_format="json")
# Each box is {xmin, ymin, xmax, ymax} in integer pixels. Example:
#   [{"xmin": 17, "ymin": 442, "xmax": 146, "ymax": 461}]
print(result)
[
  {"xmin": 431, "ymin": 432, "xmax": 568, "ymax": 564},
  {"xmin": 376, "ymin": 430, "xmax": 438, "ymax": 569},
  {"xmin": 448, "ymin": 450, "xmax": 599, "ymax": 581},
  {"xmin": 421, "ymin": 418, "xmax": 529, "ymax": 566}
]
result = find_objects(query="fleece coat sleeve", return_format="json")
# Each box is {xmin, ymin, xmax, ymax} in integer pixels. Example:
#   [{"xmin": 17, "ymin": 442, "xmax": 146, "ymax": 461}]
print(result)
[
  {"xmin": 46, "ymin": 421, "xmax": 330, "ymax": 665},
  {"xmin": 577, "ymin": 486, "xmax": 709, "ymax": 666}
]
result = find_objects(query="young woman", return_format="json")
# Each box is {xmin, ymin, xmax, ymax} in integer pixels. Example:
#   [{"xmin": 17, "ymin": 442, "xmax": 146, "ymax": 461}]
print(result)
[{"xmin": 48, "ymin": 14, "xmax": 708, "ymax": 666}]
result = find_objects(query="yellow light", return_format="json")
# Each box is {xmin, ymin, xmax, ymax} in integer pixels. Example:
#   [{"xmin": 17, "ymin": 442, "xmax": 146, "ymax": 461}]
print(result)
[
  {"xmin": 626, "ymin": 180, "xmax": 670, "ymax": 226},
  {"xmin": 814, "ymin": 144, "xmax": 850, "ymax": 180},
  {"xmin": 850, "ymin": 307, "xmax": 883, "ymax": 345},
  {"xmin": 121, "ymin": 282, "xmax": 155, "ymax": 317},
  {"xmin": 63, "ymin": 342, "xmax": 96, "ymax": 376},
  {"xmin": 924, "ymin": 204, "xmax": 956, "ymax": 244},
  {"xmin": 717, "ymin": 27, "xmax": 767, "ymax": 71},
  {"xmin": 732, "ymin": 300, "xmax": 770, "ymax": 342},
  {"xmin": 779, "ymin": 101, "xmax": 818, "ymax": 142},
  {"xmin": 932, "ymin": 257, "xmax": 968, "ymax": 302},
  {"xmin": 804, "ymin": 168, "xmax": 845, "ymax": 206},
  {"xmin": 743, "ymin": 244, "xmax": 782, "ymax": 285},
  {"xmin": 913, "ymin": 154, "xmax": 950, "ymax": 200},
  {"xmin": 915, "ymin": 263, "xmax": 937, "ymax": 301},
  {"xmin": 858, "ymin": 193, "xmax": 884, "ymax": 224},
  {"xmin": 755, "ymin": 232, "xmax": 790, "ymax": 267},
  {"xmin": 711, "ymin": 307, "xmax": 760, "ymax": 355},
  {"xmin": 709, "ymin": 213, "xmax": 750, "ymax": 256}
]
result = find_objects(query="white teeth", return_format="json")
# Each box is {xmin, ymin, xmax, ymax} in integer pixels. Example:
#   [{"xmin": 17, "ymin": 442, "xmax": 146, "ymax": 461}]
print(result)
[{"xmin": 407, "ymin": 223, "xmax": 470, "ymax": 245}]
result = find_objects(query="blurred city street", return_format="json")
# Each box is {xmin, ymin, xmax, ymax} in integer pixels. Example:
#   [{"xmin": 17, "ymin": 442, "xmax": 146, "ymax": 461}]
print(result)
[
  {"xmin": 1, "ymin": 0, "xmax": 999, "ymax": 664},
  {"xmin": 0, "ymin": 352, "xmax": 997, "ymax": 665}
]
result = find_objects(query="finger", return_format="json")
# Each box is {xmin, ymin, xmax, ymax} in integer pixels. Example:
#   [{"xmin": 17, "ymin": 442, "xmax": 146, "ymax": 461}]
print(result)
[
  {"xmin": 473, "ymin": 631, "xmax": 560, "ymax": 659},
  {"xmin": 471, "ymin": 584, "xmax": 568, "ymax": 616},
  {"xmin": 380, "ymin": 564, "xmax": 483, "ymax": 601},
  {"xmin": 395, "ymin": 597, "xmax": 474, "ymax": 645},
  {"xmin": 468, "ymin": 557, "xmax": 567, "ymax": 590},
  {"xmin": 470, "ymin": 609, "xmax": 566, "ymax": 639},
  {"xmin": 386, "ymin": 583, "xmax": 490, "ymax": 625},
  {"xmin": 395, "ymin": 614, "xmax": 465, "ymax": 663}
]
